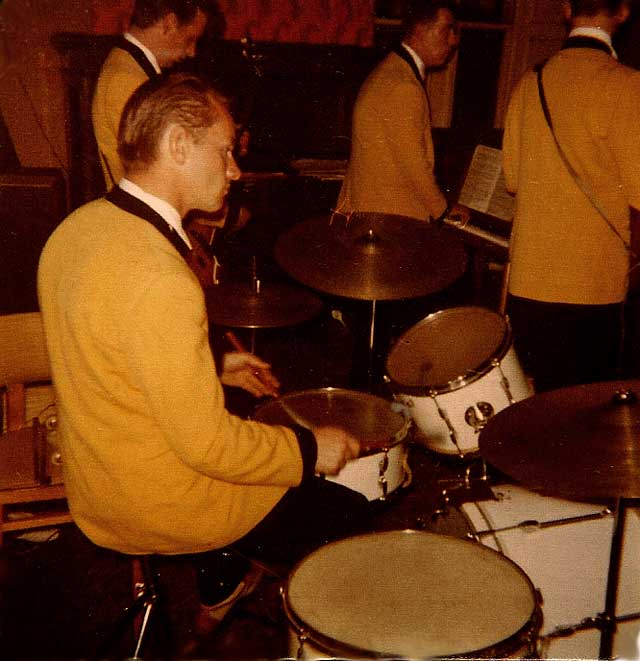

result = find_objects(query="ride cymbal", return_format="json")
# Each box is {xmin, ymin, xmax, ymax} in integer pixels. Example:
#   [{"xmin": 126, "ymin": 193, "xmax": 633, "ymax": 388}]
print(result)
[
  {"xmin": 274, "ymin": 212, "xmax": 468, "ymax": 301},
  {"xmin": 205, "ymin": 280, "xmax": 323, "ymax": 329},
  {"xmin": 479, "ymin": 380, "xmax": 640, "ymax": 499}
]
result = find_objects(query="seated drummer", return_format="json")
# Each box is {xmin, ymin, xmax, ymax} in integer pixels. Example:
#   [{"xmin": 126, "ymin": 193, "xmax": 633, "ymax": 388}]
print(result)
[{"xmin": 37, "ymin": 73, "xmax": 370, "ymax": 638}]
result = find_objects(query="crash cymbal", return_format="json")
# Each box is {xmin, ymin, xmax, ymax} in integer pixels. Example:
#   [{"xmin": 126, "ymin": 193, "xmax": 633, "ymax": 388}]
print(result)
[
  {"xmin": 479, "ymin": 380, "xmax": 640, "ymax": 499},
  {"xmin": 205, "ymin": 280, "xmax": 323, "ymax": 329},
  {"xmin": 274, "ymin": 212, "xmax": 467, "ymax": 301}
]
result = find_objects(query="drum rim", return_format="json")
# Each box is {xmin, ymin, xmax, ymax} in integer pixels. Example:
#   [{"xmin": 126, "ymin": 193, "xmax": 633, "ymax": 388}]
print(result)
[
  {"xmin": 283, "ymin": 529, "xmax": 540, "ymax": 659},
  {"xmin": 385, "ymin": 306, "xmax": 513, "ymax": 396},
  {"xmin": 253, "ymin": 386, "xmax": 409, "ymax": 452}
]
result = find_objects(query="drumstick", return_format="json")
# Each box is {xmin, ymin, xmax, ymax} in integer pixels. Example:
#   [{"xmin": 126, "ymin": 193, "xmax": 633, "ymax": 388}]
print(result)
[
  {"xmin": 224, "ymin": 330, "xmax": 247, "ymax": 353},
  {"xmin": 223, "ymin": 331, "xmax": 279, "ymax": 396}
]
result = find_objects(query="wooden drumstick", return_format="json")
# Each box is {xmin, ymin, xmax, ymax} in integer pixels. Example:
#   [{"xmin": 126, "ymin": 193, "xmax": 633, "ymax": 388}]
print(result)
[{"xmin": 224, "ymin": 330, "xmax": 247, "ymax": 353}]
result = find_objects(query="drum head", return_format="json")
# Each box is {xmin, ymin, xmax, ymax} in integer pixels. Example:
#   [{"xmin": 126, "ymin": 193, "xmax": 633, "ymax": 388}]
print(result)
[
  {"xmin": 285, "ymin": 531, "xmax": 536, "ymax": 659},
  {"xmin": 386, "ymin": 306, "xmax": 509, "ymax": 393},
  {"xmin": 254, "ymin": 388, "xmax": 406, "ymax": 453}
]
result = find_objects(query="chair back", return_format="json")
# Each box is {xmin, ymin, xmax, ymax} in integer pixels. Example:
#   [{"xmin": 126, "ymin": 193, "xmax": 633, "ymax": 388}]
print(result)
[{"xmin": 0, "ymin": 312, "xmax": 55, "ymax": 431}]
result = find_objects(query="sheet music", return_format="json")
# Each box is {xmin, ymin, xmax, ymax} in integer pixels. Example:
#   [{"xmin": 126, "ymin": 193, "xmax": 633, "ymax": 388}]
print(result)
[{"xmin": 458, "ymin": 145, "xmax": 514, "ymax": 222}]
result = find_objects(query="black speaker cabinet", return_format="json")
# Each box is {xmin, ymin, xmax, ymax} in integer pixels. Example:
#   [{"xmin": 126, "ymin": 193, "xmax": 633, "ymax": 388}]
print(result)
[{"xmin": 0, "ymin": 168, "xmax": 68, "ymax": 313}]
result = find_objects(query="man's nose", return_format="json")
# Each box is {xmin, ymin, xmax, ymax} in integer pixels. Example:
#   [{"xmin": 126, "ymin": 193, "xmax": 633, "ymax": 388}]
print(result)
[{"xmin": 228, "ymin": 155, "xmax": 241, "ymax": 181}]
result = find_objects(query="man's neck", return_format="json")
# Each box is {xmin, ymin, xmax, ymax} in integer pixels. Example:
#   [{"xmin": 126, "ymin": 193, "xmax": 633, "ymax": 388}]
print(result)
[
  {"xmin": 571, "ymin": 13, "xmax": 616, "ymax": 36},
  {"xmin": 125, "ymin": 172, "xmax": 184, "ymax": 218},
  {"xmin": 127, "ymin": 25, "xmax": 165, "ymax": 66}
]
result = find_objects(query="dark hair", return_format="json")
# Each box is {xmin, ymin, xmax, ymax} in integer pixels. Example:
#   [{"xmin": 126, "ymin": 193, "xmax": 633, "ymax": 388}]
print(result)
[
  {"xmin": 130, "ymin": 0, "xmax": 219, "ymax": 28},
  {"xmin": 402, "ymin": 0, "xmax": 459, "ymax": 34},
  {"xmin": 568, "ymin": 0, "xmax": 629, "ymax": 16},
  {"xmin": 117, "ymin": 73, "xmax": 228, "ymax": 171}
]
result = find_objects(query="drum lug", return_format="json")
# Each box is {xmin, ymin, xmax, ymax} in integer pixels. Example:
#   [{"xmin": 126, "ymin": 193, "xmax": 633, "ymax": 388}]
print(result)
[
  {"xmin": 280, "ymin": 585, "xmax": 310, "ymax": 660},
  {"xmin": 493, "ymin": 358, "xmax": 515, "ymax": 404},
  {"xmin": 378, "ymin": 450, "xmax": 389, "ymax": 500},
  {"xmin": 430, "ymin": 391, "xmax": 464, "ymax": 458}
]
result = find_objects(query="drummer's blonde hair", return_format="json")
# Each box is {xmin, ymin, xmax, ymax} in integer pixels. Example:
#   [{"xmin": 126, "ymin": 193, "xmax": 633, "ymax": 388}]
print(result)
[{"xmin": 117, "ymin": 72, "xmax": 229, "ymax": 172}]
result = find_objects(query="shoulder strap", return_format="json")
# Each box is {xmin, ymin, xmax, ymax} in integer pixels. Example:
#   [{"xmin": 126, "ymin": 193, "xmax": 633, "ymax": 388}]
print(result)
[{"xmin": 535, "ymin": 61, "xmax": 633, "ymax": 257}]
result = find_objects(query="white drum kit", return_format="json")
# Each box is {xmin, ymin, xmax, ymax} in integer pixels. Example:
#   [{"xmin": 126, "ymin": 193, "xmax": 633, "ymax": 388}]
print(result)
[
  {"xmin": 385, "ymin": 306, "xmax": 533, "ymax": 456},
  {"xmin": 261, "ymin": 214, "xmax": 640, "ymax": 659},
  {"xmin": 256, "ymin": 315, "xmax": 640, "ymax": 659}
]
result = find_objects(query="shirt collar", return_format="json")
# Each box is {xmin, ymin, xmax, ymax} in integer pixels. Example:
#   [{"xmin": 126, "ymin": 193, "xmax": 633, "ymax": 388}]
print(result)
[
  {"xmin": 401, "ymin": 42, "xmax": 426, "ymax": 80},
  {"xmin": 123, "ymin": 32, "xmax": 162, "ymax": 74},
  {"xmin": 568, "ymin": 27, "xmax": 617, "ymax": 59},
  {"xmin": 118, "ymin": 178, "xmax": 192, "ymax": 248}
]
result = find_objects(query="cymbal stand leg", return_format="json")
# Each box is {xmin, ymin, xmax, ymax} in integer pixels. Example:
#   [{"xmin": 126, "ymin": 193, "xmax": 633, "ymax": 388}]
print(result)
[
  {"xmin": 599, "ymin": 497, "xmax": 626, "ymax": 660},
  {"xmin": 250, "ymin": 328, "xmax": 256, "ymax": 354},
  {"xmin": 367, "ymin": 299, "xmax": 377, "ymax": 391}
]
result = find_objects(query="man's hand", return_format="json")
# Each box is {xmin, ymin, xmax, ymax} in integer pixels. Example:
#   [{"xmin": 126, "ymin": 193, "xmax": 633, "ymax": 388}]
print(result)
[
  {"xmin": 220, "ymin": 352, "xmax": 280, "ymax": 398},
  {"xmin": 313, "ymin": 426, "xmax": 360, "ymax": 476}
]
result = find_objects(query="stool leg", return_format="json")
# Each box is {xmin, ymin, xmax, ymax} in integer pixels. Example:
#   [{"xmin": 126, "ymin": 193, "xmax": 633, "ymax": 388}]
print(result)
[{"xmin": 93, "ymin": 556, "xmax": 170, "ymax": 660}]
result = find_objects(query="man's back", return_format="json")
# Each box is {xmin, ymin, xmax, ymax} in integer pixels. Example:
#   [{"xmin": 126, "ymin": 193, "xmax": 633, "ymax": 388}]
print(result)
[
  {"xmin": 92, "ymin": 47, "xmax": 150, "ymax": 187},
  {"xmin": 503, "ymin": 46, "xmax": 640, "ymax": 305},
  {"xmin": 38, "ymin": 197, "xmax": 300, "ymax": 555},
  {"xmin": 338, "ymin": 51, "xmax": 445, "ymax": 220}
]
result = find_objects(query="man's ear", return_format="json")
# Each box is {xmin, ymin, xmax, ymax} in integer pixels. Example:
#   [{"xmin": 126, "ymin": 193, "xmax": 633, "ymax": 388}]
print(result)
[
  {"xmin": 614, "ymin": 2, "xmax": 631, "ymax": 27},
  {"xmin": 161, "ymin": 11, "xmax": 179, "ymax": 34},
  {"xmin": 165, "ymin": 124, "xmax": 191, "ymax": 165}
]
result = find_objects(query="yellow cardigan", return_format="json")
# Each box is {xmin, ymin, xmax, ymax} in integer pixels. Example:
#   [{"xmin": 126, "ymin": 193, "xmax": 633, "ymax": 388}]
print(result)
[
  {"xmin": 337, "ymin": 51, "xmax": 447, "ymax": 221},
  {"xmin": 92, "ymin": 48, "xmax": 149, "ymax": 188},
  {"xmin": 38, "ymin": 199, "xmax": 305, "ymax": 554},
  {"xmin": 503, "ymin": 46, "xmax": 640, "ymax": 305}
]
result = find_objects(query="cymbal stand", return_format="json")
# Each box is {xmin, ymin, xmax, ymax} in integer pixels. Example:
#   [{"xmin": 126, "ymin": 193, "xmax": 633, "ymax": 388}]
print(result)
[
  {"xmin": 598, "ymin": 497, "xmax": 640, "ymax": 659},
  {"xmin": 541, "ymin": 497, "xmax": 640, "ymax": 659},
  {"xmin": 248, "ymin": 256, "xmax": 260, "ymax": 353},
  {"xmin": 366, "ymin": 299, "xmax": 378, "ymax": 391},
  {"xmin": 432, "ymin": 457, "xmax": 492, "ymax": 517}
]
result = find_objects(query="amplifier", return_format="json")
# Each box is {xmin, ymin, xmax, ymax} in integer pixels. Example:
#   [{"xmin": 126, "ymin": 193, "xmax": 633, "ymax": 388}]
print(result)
[{"xmin": 0, "ymin": 168, "xmax": 68, "ymax": 314}]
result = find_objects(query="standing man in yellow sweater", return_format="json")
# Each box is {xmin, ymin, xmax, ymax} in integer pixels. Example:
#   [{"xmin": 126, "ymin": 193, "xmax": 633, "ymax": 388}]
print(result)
[
  {"xmin": 503, "ymin": 0, "xmax": 640, "ymax": 392},
  {"xmin": 337, "ymin": 0, "xmax": 469, "ymax": 225},
  {"xmin": 40, "ymin": 73, "xmax": 367, "ymax": 640},
  {"xmin": 92, "ymin": 0, "xmax": 216, "ymax": 189}
]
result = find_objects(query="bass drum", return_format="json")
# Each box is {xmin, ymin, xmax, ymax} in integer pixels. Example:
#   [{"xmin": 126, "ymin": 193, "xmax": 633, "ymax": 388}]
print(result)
[
  {"xmin": 253, "ymin": 388, "xmax": 409, "ymax": 501},
  {"xmin": 461, "ymin": 483, "xmax": 640, "ymax": 660},
  {"xmin": 283, "ymin": 530, "xmax": 541, "ymax": 660},
  {"xmin": 385, "ymin": 306, "xmax": 532, "ymax": 456}
]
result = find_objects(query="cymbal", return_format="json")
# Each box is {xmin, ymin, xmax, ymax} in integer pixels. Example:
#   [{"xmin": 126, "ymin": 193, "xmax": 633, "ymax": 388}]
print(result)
[
  {"xmin": 274, "ymin": 212, "xmax": 468, "ymax": 301},
  {"xmin": 479, "ymin": 380, "xmax": 640, "ymax": 499},
  {"xmin": 205, "ymin": 280, "xmax": 323, "ymax": 329}
]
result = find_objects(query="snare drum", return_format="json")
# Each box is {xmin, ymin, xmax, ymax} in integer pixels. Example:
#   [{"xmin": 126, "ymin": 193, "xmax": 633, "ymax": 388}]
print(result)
[
  {"xmin": 385, "ymin": 306, "xmax": 533, "ymax": 456},
  {"xmin": 283, "ymin": 530, "xmax": 540, "ymax": 660},
  {"xmin": 254, "ymin": 388, "xmax": 409, "ymax": 501}
]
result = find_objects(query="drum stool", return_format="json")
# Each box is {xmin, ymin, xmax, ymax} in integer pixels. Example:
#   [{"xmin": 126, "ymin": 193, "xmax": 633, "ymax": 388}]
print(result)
[{"xmin": 93, "ymin": 554, "xmax": 172, "ymax": 660}]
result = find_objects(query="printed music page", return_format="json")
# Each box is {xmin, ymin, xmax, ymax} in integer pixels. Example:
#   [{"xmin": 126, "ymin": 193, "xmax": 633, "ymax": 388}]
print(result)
[{"xmin": 458, "ymin": 145, "xmax": 514, "ymax": 222}]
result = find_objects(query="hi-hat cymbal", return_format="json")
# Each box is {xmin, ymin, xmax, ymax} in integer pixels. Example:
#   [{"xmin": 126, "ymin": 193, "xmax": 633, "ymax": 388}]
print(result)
[
  {"xmin": 205, "ymin": 280, "xmax": 323, "ymax": 328},
  {"xmin": 479, "ymin": 380, "xmax": 640, "ymax": 499},
  {"xmin": 274, "ymin": 212, "xmax": 468, "ymax": 301}
]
